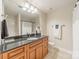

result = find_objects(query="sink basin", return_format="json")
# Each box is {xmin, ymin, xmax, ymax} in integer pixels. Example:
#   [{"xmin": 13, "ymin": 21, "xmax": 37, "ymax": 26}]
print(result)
[
  {"xmin": 27, "ymin": 37, "xmax": 39, "ymax": 40},
  {"xmin": 5, "ymin": 39, "xmax": 15, "ymax": 43}
]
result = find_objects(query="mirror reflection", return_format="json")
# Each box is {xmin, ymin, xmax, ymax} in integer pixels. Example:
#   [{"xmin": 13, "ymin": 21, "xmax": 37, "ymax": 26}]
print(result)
[{"xmin": 4, "ymin": 0, "xmax": 40, "ymax": 37}]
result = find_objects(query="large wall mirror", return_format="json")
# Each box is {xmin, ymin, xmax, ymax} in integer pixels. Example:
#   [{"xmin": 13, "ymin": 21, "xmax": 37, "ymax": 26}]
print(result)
[{"xmin": 4, "ymin": 0, "xmax": 40, "ymax": 36}]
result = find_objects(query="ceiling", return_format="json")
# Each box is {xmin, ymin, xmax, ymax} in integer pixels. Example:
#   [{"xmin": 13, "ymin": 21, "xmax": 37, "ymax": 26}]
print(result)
[
  {"xmin": 27, "ymin": 0, "xmax": 75, "ymax": 13},
  {"xmin": 4, "ymin": 0, "xmax": 75, "ymax": 16}
]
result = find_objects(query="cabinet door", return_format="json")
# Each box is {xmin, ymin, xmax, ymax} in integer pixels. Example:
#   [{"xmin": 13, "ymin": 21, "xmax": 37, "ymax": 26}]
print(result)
[
  {"xmin": 0, "ymin": 54, "xmax": 2, "ymax": 59},
  {"xmin": 43, "ymin": 38, "xmax": 48, "ymax": 57},
  {"xmin": 36, "ymin": 44, "xmax": 43, "ymax": 59},
  {"xmin": 3, "ymin": 46, "xmax": 25, "ymax": 59},
  {"xmin": 29, "ymin": 48, "xmax": 36, "ymax": 59},
  {"xmin": 25, "ymin": 45, "xmax": 29, "ymax": 59}
]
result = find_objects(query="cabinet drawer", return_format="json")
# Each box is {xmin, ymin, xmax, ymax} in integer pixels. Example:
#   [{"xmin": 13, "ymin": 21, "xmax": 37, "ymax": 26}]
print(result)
[
  {"xmin": 8, "ymin": 46, "xmax": 25, "ymax": 58},
  {"xmin": 10, "ymin": 52, "xmax": 25, "ymax": 59},
  {"xmin": 29, "ymin": 40, "xmax": 43, "ymax": 48}
]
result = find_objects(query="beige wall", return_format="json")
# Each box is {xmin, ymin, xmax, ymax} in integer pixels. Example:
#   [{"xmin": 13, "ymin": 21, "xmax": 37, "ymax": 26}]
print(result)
[
  {"xmin": 39, "ymin": 12, "xmax": 47, "ymax": 35},
  {"xmin": 46, "ymin": 5, "xmax": 74, "ymax": 59}
]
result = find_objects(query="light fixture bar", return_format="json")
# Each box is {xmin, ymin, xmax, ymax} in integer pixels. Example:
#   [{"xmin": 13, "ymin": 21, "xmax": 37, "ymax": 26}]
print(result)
[
  {"xmin": 8, "ymin": 0, "xmax": 45, "ymax": 14},
  {"xmin": 23, "ymin": 0, "xmax": 44, "ymax": 13},
  {"xmin": 21, "ymin": 1, "xmax": 38, "ymax": 14}
]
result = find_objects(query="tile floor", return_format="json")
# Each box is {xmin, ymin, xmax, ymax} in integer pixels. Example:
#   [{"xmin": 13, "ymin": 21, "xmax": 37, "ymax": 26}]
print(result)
[
  {"xmin": 44, "ymin": 45, "xmax": 72, "ymax": 59},
  {"xmin": 44, "ymin": 45, "xmax": 59, "ymax": 59}
]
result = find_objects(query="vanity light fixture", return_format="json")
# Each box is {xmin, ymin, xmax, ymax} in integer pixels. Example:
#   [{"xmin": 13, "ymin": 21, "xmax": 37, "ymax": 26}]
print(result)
[{"xmin": 21, "ymin": 2, "xmax": 38, "ymax": 13}]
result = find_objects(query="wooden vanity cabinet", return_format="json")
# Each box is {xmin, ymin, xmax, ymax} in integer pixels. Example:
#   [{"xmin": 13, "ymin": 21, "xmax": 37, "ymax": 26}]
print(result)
[
  {"xmin": 2, "ymin": 45, "xmax": 29, "ymax": 59},
  {"xmin": 29, "ymin": 47, "xmax": 36, "ymax": 59},
  {"xmin": 29, "ymin": 37, "xmax": 48, "ymax": 59},
  {"xmin": 36, "ymin": 43, "xmax": 43, "ymax": 59},
  {"xmin": 29, "ymin": 40, "xmax": 43, "ymax": 59},
  {"xmin": 43, "ymin": 37, "xmax": 48, "ymax": 57},
  {"xmin": 2, "ymin": 37, "xmax": 48, "ymax": 59}
]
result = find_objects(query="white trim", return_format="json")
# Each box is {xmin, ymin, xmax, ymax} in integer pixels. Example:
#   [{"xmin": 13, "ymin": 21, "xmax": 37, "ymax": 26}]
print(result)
[{"xmin": 48, "ymin": 42, "xmax": 72, "ymax": 55}]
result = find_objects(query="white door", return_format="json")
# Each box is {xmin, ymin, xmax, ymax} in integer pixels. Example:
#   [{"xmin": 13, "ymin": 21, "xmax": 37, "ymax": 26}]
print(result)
[{"xmin": 73, "ymin": 2, "xmax": 79, "ymax": 59}]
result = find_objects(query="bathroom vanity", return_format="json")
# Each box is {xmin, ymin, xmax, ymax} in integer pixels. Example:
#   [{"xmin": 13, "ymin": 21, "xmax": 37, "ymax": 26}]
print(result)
[
  {"xmin": 0, "ymin": 36, "xmax": 48, "ymax": 59},
  {"xmin": 0, "ymin": 0, "xmax": 48, "ymax": 59}
]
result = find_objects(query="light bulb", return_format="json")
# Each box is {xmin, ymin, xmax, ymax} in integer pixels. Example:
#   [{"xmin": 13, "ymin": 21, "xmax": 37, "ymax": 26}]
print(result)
[
  {"xmin": 25, "ymin": 2, "xmax": 30, "ymax": 8},
  {"xmin": 34, "ymin": 8, "xmax": 38, "ymax": 12},
  {"xmin": 32, "ymin": 8, "xmax": 38, "ymax": 13},
  {"xmin": 32, "ymin": 11, "xmax": 35, "ymax": 13},
  {"xmin": 30, "ymin": 6, "xmax": 34, "ymax": 10},
  {"xmin": 27, "ymin": 9, "xmax": 31, "ymax": 12},
  {"xmin": 22, "ymin": 7, "xmax": 27, "ymax": 11}
]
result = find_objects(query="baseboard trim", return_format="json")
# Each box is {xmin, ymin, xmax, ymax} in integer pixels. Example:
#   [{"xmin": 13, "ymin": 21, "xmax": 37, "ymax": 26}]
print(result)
[{"xmin": 48, "ymin": 42, "xmax": 72, "ymax": 55}]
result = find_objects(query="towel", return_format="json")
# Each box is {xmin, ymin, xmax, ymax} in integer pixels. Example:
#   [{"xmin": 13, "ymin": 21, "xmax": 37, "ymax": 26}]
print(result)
[
  {"xmin": 53, "ymin": 25, "xmax": 62, "ymax": 40},
  {"xmin": 1, "ymin": 20, "xmax": 8, "ymax": 39}
]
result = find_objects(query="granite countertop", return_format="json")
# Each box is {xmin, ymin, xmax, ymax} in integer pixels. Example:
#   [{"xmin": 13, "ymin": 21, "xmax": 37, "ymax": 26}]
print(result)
[{"xmin": 0, "ymin": 36, "xmax": 46, "ymax": 53}]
